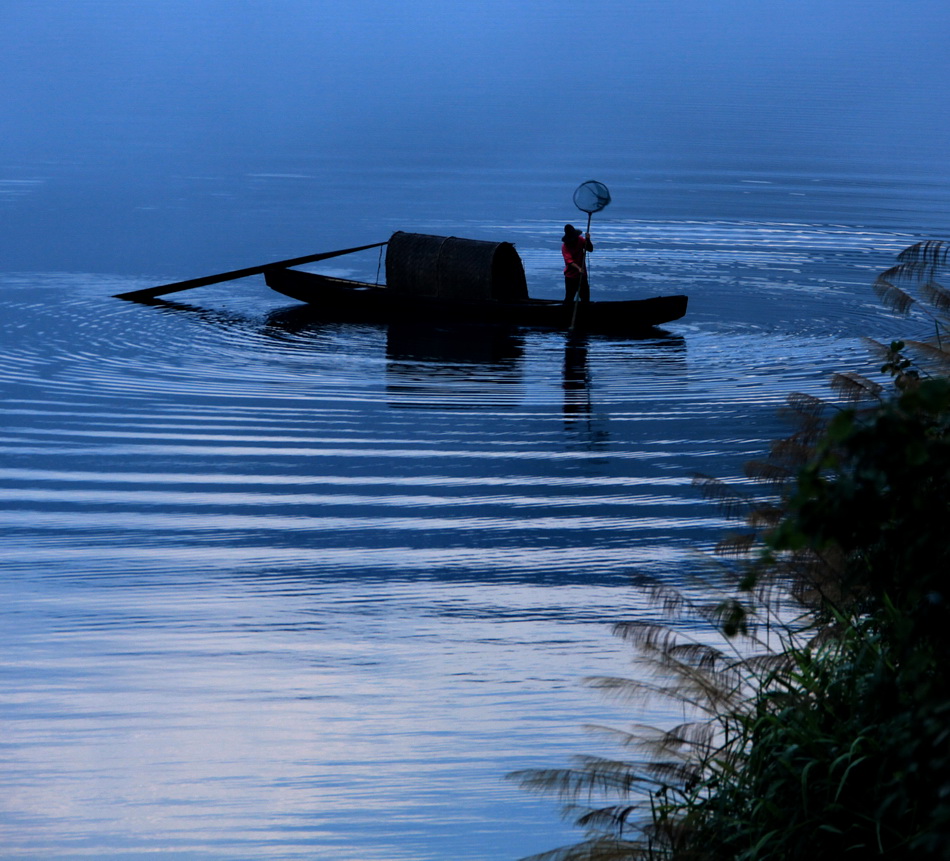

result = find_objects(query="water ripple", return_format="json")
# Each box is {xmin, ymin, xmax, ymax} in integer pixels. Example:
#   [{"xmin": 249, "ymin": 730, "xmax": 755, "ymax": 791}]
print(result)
[{"xmin": 0, "ymin": 217, "xmax": 906, "ymax": 860}]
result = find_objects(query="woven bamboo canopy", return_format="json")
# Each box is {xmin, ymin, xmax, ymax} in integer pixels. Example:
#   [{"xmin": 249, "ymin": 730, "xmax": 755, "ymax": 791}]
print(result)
[{"xmin": 385, "ymin": 232, "xmax": 528, "ymax": 303}]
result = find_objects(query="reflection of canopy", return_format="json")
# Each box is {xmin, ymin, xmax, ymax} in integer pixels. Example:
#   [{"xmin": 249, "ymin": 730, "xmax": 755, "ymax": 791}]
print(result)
[{"xmin": 385, "ymin": 231, "xmax": 529, "ymax": 303}]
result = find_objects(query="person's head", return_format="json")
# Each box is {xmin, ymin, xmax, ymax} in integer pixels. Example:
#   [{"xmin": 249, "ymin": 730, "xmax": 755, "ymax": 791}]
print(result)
[{"xmin": 562, "ymin": 224, "xmax": 579, "ymax": 244}]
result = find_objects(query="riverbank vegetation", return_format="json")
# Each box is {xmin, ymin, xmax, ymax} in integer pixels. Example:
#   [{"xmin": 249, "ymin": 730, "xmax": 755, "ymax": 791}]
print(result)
[{"xmin": 513, "ymin": 241, "xmax": 950, "ymax": 859}]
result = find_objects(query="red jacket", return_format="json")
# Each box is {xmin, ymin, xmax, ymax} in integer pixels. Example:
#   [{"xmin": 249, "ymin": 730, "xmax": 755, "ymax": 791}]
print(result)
[{"xmin": 562, "ymin": 234, "xmax": 592, "ymax": 278}]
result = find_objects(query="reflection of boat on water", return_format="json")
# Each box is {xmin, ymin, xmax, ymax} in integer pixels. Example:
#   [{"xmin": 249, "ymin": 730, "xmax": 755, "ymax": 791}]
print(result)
[
  {"xmin": 262, "ymin": 303, "xmax": 381, "ymax": 342},
  {"xmin": 386, "ymin": 321, "xmax": 523, "ymax": 366},
  {"xmin": 117, "ymin": 296, "xmax": 686, "ymax": 418},
  {"xmin": 385, "ymin": 322, "xmax": 525, "ymax": 410},
  {"xmin": 260, "ymin": 308, "xmax": 527, "ymax": 408},
  {"xmin": 265, "ymin": 231, "xmax": 688, "ymax": 334}
]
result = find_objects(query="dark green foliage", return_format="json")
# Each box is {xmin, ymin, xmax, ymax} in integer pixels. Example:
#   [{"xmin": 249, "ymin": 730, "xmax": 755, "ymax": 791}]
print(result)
[
  {"xmin": 699, "ymin": 375, "xmax": 950, "ymax": 859},
  {"xmin": 689, "ymin": 615, "xmax": 950, "ymax": 859},
  {"xmin": 776, "ymin": 377, "xmax": 950, "ymax": 635}
]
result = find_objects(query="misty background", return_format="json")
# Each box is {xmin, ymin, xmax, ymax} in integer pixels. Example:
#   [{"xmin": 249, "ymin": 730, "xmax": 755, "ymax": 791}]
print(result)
[{"xmin": 3, "ymin": 0, "xmax": 948, "ymax": 277}]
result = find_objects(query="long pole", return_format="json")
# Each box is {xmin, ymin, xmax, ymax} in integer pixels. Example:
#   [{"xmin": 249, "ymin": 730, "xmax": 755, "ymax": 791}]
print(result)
[
  {"xmin": 114, "ymin": 240, "xmax": 388, "ymax": 301},
  {"xmin": 569, "ymin": 212, "xmax": 593, "ymax": 331}
]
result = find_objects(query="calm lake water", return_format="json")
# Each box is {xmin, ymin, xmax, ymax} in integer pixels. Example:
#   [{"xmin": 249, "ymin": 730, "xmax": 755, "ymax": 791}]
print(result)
[{"xmin": 2, "ymin": 3, "xmax": 950, "ymax": 859}]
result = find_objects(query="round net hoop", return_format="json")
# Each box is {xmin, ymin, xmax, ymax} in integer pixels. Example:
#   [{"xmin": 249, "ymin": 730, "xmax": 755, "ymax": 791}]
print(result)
[{"xmin": 573, "ymin": 180, "xmax": 611, "ymax": 214}]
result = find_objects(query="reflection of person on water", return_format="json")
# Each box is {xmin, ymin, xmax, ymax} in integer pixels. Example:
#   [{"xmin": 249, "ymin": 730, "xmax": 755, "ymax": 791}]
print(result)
[
  {"xmin": 561, "ymin": 224, "xmax": 593, "ymax": 303},
  {"xmin": 562, "ymin": 334, "xmax": 590, "ymax": 419}
]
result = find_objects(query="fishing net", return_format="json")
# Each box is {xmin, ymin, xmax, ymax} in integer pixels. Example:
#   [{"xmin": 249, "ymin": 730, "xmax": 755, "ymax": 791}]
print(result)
[{"xmin": 573, "ymin": 180, "xmax": 611, "ymax": 214}]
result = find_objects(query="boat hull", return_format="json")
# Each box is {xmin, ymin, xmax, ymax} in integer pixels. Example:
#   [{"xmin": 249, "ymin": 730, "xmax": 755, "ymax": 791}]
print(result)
[{"xmin": 264, "ymin": 269, "xmax": 687, "ymax": 333}]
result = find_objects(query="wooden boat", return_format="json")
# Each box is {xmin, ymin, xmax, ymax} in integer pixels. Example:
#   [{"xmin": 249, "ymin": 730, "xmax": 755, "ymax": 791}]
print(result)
[{"xmin": 264, "ymin": 231, "xmax": 687, "ymax": 333}]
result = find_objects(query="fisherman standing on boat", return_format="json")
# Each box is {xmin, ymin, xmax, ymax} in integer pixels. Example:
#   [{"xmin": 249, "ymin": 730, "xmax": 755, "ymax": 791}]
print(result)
[{"xmin": 562, "ymin": 224, "xmax": 593, "ymax": 304}]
